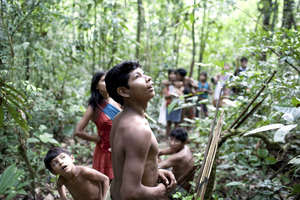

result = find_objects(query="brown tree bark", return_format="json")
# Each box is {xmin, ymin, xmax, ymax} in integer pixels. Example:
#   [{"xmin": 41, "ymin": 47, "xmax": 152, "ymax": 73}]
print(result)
[
  {"xmin": 136, "ymin": 0, "xmax": 143, "ymax": 60},
  {"xmin": 282, "ymin": 0, "xmax": 296, "ymax": 29},
  {"xmin": 189, "ymin": 0, "xmax": 196, "ymax": 78},
  {"xmin": 197, "ymin": 0, "xmax": 208, "ymax": 80}
]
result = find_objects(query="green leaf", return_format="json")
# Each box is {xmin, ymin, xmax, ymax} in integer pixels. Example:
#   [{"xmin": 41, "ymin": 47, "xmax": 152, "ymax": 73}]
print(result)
[
  {"xmin": 289, "ymin": 156, "xmax": 300, "ymax": 166},
  {"xmin": 257, "ymin": 149, "xmax": 268, "ymax": 158},
  {"xmin": 291, "ymin": 97, "xmax": 300, "ymax": 107},
  {"xmin": 27, "ymin": 137, "xmax": 40, "ymax": 144},
  {"xmin": 292, "ymin": 184, "xmax": 300, "ymax": 194},
  {"xmin": 226, "ymin": 181, "xmax": 245, "ymax": 187},
  {"xmin": 0, "ymin": 165, "xmax": 18, "ymax": 194},
  {"xmin": 265, "ymin": 156, "xmax": 277, "ymax": 165},
  {"xmin": 6, "ymin": 103, "xmax": 29, "ymax": 132},
  {"xmin": 244, "ymin": 124, "xmax": 284, "ymax": 136},
  {"xmin": 274, "ymin": 124, "xmax": 297, "ymax": 143},
  {"xmin": 38, "ymin": 133, "xmax": 59, "ymax": 145}
]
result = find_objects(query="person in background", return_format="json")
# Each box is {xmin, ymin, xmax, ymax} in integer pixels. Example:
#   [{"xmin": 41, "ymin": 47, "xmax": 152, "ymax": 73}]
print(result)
[
  {"xmin": 74, "ymin": 71, "xmax": 121, "ymax": 181},
  {"xmin": 197, "ymin": 72, "xmax": 211, "ymax": 117},
  {"xmin": 233, "ymin": 57, "xmax": 249, "ymax": 94},
  {"xmin": 213, "ymin": 64, "xmax": 231, "ymax": 107},
  {"xmin": 175, "ymin": 68, "xmax": 198, "ymax": 119},
  {"xmin": 162, "ymin": 69, "xmax": 183, "ymax": 136},
  {"xmin": 234, "ymin": 57, "xmax": 248, "ymax": 76}
]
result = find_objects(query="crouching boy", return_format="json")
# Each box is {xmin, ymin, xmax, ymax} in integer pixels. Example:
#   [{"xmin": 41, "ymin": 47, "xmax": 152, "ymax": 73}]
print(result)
[
  {"xmin": 44, "ymin": 147, "xmax": 109, "ymax": 200},
  {"xmin": 159, "ymin": 128, "xmax": 195, "ymax": 192}
]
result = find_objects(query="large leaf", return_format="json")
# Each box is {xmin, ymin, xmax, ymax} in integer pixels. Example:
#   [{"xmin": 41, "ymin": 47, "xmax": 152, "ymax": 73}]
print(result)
[
  {"xmin": 274, "ymin": 124, "xmax": 297, "ymax": 143},
  {"xmin": 6, "ymin": 103, "xmax": 29, "ymax": 132},
  {"xmin": 274, "ymin": 106, "xmax": 300, "ymax": 122},
  {"xmin": 0, "ymin": 165, "xmax": 19, "ymax": 194},
  {"xmin": 243, "ymin": 124, "xmax": 284, "ymax": 136},
  {"xmin": 226, "ymin": 181, "xmax": 245, "ymax": 187},
  {"xmin": 289, "ymin": 156, "xmax": 300, "ymax": 166}
]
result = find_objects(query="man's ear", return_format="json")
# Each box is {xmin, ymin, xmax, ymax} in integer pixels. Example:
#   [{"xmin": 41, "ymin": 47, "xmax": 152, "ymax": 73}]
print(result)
[{"xmin": 117, "ymin": 86, "xmax": 130, "ymax": 98}]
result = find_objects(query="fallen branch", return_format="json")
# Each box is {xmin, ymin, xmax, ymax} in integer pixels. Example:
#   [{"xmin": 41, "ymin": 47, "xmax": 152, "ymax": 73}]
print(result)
[
  {"xmin": 234, "ymin": 96, "xmax": 266, "ymax": 129},
  {"xmin": 229, "ymin": 70, "xmax": 277, "ymax": 130},
  {"xmin": 268, "ymin": 47, "xmax": 300, "ymax": 74}
]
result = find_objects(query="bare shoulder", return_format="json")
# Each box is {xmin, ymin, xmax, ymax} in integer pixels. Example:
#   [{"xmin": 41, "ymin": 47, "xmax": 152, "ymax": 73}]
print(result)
[
  {"xmin": 117, "ymin": 114, "xmax": 152, "ymax": 148},
  {"xmin": 77, "ymin": 166, "xmax": 108, "ymax": 181}
]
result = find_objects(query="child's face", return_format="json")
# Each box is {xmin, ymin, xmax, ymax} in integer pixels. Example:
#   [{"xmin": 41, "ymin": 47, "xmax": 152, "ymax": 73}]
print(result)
[
  {"xmin": 50, "ymin": 153, "xmax": 74, "ymax": 175},
  {"xmin": 168, "ymin": 72, "xmax": 176, "ymax": 82},
  {"xmin": 200, "ymin": 75, "xmax": 206, "ymax": 82},
  {"xmin": 169, "ymin": 136, "xmax": 184, "ymax": 150}
]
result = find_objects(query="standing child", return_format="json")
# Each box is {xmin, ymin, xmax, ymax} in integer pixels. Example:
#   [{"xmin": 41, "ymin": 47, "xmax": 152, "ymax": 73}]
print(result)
[
  {"xmin": 163, "ymin": 69, "xmax": 183, "ymax": 136},
  {"xmin": 44, "ymin": 147, "xmax": 109, "ymax": 200},
  {"xmin": 197, "ymin": 72, "xmax": 211, "ymax": 117}
]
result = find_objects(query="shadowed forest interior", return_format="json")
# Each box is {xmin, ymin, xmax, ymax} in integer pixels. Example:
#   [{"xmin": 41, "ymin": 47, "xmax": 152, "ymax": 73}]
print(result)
[{"xmin": 0, "ymin": 0, "xmax": 299, "ymax": 199}]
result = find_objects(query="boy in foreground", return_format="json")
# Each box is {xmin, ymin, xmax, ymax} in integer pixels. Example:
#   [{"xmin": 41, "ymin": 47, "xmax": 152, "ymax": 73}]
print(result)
[
  {"xmin": 44, "ymin": 147, "xmax": 109, "ymax": 200},
  {"xmin": 158, "ymin": 128, "xmax": 194, "ymax": 191}
]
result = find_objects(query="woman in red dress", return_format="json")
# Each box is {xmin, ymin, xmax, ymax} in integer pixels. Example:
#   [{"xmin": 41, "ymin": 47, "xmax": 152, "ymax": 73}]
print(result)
[{"xmin": 74, "ymin": 71, "xmax": 121, "ymax": 180}]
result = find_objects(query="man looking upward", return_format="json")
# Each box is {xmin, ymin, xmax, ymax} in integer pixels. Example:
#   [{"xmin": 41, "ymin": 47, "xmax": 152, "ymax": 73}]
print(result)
[{"xmin": 105, "ymin": 61, "xmax": 176, "ymax": 200}]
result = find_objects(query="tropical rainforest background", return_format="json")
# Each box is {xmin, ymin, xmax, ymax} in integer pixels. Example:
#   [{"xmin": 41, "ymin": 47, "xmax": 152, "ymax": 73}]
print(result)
[{"xmin": 0, "ymin": 0, "xmax": 299, "ymax": 199}]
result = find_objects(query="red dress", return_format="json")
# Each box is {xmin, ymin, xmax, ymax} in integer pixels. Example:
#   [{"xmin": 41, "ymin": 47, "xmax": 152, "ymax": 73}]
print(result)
[{"xmin": 92, "ymin": 102, "xmax": 119, "ymax": 180}]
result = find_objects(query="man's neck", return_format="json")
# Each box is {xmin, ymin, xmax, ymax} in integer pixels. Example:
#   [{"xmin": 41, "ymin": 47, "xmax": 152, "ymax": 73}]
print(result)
[{"xmin": 123, "ymin": 100, "xmax": 148, "ymax": 116}]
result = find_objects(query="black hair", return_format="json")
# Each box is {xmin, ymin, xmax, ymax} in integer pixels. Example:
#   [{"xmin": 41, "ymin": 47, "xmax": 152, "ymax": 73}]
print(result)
[
  {"xmin": 44, "ymin": 147, "xmax": 70, "ymax": 173},
  {"xmin": 88, "ymin": 71, "xmax": 106, "ymax": 110},
  {"xmin": 240, "ymin": 57, "xmax": 248, "ymax": 63},
  {"xmin": 170, "ymin": 128, "xmax": 188, "ymax": 143},
  {"xmin": 105, "ymin": 61, "xmax": 141, "ymax": 105},
  {"xmin": 168, "ymin": 69, "xmax": 175, "ymax": 75},
  {"xmin": 176, "ymin": 68, "xmax": 187, "ymax": 77}
]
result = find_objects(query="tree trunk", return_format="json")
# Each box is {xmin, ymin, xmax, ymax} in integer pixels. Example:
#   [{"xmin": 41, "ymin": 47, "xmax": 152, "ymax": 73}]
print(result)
[
  {"xmin": 92, "ymin": 0, "xmax": 98, "ymax": 74},
  {"xmin": 189, "ymin": 0, "xmax": 196, "ymax": 78},
  {"xmin": 197, "ymin": 0, "xmax": 208, "ymax": 80},
  {"xmin": 282, "ymin": 0, "xmax": 296, "ymax": 29},
  {"xmin": 108, "ymin": 2, "xmax": 118, "ymax": 67},
  {"xmin": 136, "ymin": 0, "xmax": 143, "ymax": 60}
]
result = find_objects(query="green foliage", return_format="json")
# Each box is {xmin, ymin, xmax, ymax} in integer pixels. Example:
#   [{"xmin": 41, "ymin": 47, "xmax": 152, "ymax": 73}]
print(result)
[
  {"xmin": 0, "ymin": 165, "xmax": 27, "ymax": 199},
  {"xmin": 0, "ymin": 0, "xmax": 299, "ymax": 199}
]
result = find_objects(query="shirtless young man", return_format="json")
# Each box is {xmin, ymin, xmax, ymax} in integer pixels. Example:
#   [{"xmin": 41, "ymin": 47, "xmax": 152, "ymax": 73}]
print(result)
[
  {"xmin": 105, "ymin": 61, "xmax": 176, "ymax": 200},
  {"xmin": 44, "ymin": 147, "xmax": 109, "ymax": 200},
  {"xmin": 158, "ymin": 128, "xmax": 194, "ymax": 191}
]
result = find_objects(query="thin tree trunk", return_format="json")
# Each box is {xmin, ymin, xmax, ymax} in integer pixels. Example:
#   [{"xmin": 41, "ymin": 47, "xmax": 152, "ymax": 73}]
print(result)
[
  {"xmin": 136, "ymin": 0, "xmax": 143, "ymax": 60},
  {"xmin": 189, "ymin": 0, "xmax": 196, "ymax": 78},
  {"xmin": 282, "ymin": 0, "xmax": 296, "ymax": 29},
  {"xmin": 92, "ymin": 0, "xmax": 97, "ymax": 74},
  {"xmin": 108, "ymin": 2, "xmax": 118, "ymax": 67},
  {"xmin": 197, "ymin": 0, "xmax": 208, "ymax": 80}
]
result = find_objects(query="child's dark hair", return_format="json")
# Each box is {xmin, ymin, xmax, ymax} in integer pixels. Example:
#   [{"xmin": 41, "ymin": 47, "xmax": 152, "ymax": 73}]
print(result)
[
  {"xmin": 105, "ymin": 61, "xmax": 141, "ymax": 105},
  {"xmin": 88, "ymin": 71, "xmax": 105, "ymax": 110},
  {"xmin": 176, "ymin": 68, "xmax": 187, "ymax": 77},
  {"xmin": 44, "ymin": 147, "xmax": 70, "ymax": 172},
  {"xmin": 240, "ymin": 57, "xmax": 248, "ymax": 62},
  {"xmin": 168, "ymin": 69, "xmax": 175, "ymax": 75},
  {"xmin": 200, "ymin": 71, "xmax": 207, "ymax": 79},
  {"xmin": 170, "ymin": 128, "xmax": 188, "ymax": 143}
]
